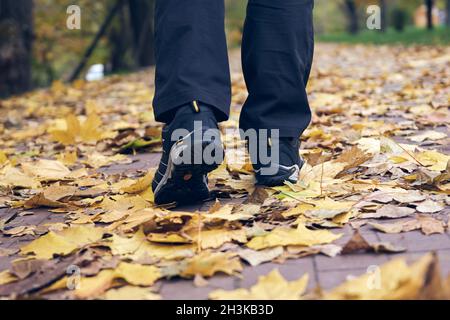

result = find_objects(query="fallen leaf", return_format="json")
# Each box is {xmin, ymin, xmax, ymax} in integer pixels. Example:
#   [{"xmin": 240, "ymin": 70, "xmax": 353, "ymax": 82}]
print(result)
[
  {"xmin": 22, "ymin": 159, "xmax": 71, "ymax": 181},
  {"xmin": 360, "ymin": 205, "xmax": 415, "ymax": 219},
  {"xmin": 323, "ymin": 253, "xmax": 442, "ymax": 299},
  {"xmin": 416, "ymin": 200, "xmax": 444, "ymax": 213},
  {"xmin": 246, "ymin": 223, "xmax": 342, "ymax": 250},
  {"xmin": 103, "ymin": 286, "xmax": 161, "ymax": 300},
  {"xmin": 74, "ymin": 262, "xmax": 161, "ymax": 299},
  {"xmin": 181, "ymin": 251, "xmax": 242, "ymax": 278},
  {"xmin": 237, "ymin": 247, "xmax": 284, "ymax": 266},
  {"xmin": 408, "ymin": 131, "xmax": 447, "ymax": 143},
  {"xmin": 209, "ymin": 269, "xmax": 308, "ymax": 300},
  {"xmin": 20, "ymin": 225, "xmax": 104, "ymax": 259}
]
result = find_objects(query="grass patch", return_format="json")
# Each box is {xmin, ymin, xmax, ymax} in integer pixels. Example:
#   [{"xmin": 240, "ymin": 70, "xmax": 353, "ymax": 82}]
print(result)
[{"xmin": 318, "ymin": 27, "xmax": 450, "ymax": 46}]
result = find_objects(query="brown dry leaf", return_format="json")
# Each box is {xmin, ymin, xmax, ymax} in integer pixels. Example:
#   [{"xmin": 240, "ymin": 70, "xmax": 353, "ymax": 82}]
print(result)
[
  {"xmin": 335, "ymin": 146, "xmax": 373, "ymax": 171},
  {"xmin": 342, "ymin": 230, "xmax": 371, "ymax": 254},
  {"xmin": 246, "ymin": 223, "xmax": 342, "ymax": 250},
  {"xmin": 209, "ymin": 269, "xmax": 308, "ymax": 300},
  {"xmin": 181, "ymin": 251, "xmax": 242, "ymax": 278},
  {"xmin": 342, "ymin": 230, "xmax": 405, "ymax": 254},
  {"xmin": 24, "ymin": 193, "xmax": 67, "ymax": 209},
  {"xmin": 371, "ymin": 242, "xmax": 406, "ymax": 253},
  {"xmin": 246, "ymin": 187, "xmax": 269, "ymax": 204},
  {"xmin": 417, "ymin": 215, "xmax": 446, "ymax": 235}
]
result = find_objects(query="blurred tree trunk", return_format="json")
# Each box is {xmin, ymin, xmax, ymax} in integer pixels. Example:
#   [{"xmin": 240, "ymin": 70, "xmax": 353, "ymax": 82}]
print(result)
[
  {"xmin": 425, "ymin": 0, "xmax": 434, "ymax": 30},
  {"xmin": 0, "ymin": 0, "xmax": 33, "ymax": 97},
  {"xmin": 128, "ymin": 0, "xmax": 155, "ymax": 67},
  {"xmin": 343, "ymin": 0, "xmax": 359, "ymax": 34},
  {"xmin": 109, "ymin": 5, "xmax": 132, "ymax": 72},
  {"xmin": 446, "ymin": 0, "xmax": 450, "ymax": 27},
  {"xmin": 380, "ymin": 0, "xmax": 387, "ymax": 32}
]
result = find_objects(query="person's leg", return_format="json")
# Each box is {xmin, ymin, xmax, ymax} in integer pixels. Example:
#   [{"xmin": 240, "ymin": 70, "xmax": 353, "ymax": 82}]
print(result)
[
  {"xmin": 153, "ymin": 0, "xmax": 231, "ymax": 123},
  {"xmin": 152, "ymin": 0, "xmax": 229, "ymax": 205},
  {"xmin": 240, "ymin": 0, "xmax": 314, "ymax": 138}
]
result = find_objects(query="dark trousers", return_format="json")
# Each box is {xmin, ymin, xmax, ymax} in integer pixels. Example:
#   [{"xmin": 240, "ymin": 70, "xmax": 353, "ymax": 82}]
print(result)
[{"xmin": 153, "ymin": 0, "xmax": 314, "ymax": 138}]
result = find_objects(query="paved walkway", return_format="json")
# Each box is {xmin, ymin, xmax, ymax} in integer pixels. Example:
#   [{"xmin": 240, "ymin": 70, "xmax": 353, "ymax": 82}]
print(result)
[{"xmin": 1, "ymin": 152, "xmax": 449, "ymax": 299}]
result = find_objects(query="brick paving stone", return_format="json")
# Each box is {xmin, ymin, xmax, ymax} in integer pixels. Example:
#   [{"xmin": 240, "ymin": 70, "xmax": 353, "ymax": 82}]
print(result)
[
  {"xmin": 377, "ymin": 231, "xmax": 450, "ymax": 252},
  {"xmin": 38, "ymin": 212, "xmax": 66, "ymax": 226},
  {"xmin": 160, "ymin": 275, "xmax": 236, "ymax": 300},
  {"xmin": 315, "ymin": 253, "xmax": 389, "ymax": 272},
  {"xmin": 5, "ymin": 209, "xmax": 50, "ymax": 228},
  {"xmin": 317, "ymin": 268, "xmax": 368, "ymax": 290},
  {"xmin": 131, "ymin": 153, "xmax": 161, "ymax": 168},
  {"xmin": 0, "ymin": 208, "xmax": 17, "ymax": 221},
  {"xmin": 0, "ymin": 256, "xmax": 15, "ymax": 272}
]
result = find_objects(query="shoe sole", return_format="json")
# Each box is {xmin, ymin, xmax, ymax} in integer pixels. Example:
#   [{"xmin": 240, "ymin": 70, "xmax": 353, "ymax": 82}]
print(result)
[
  {"xmin": 154, "ymin": 137, "xmax": 223, "ymax": 205},
  {"xmin": 255, "ymin": 162, "xmax": 303, "ymax": 187}
]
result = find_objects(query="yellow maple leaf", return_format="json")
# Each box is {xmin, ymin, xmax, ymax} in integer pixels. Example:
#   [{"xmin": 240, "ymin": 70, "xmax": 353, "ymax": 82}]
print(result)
[
  {"xmin": 74, "ymin": 263, "xmax": 161, "ymax": 299},
  {"xmin": 323, "ymin": 253, "xmax": 438, "ymax": 300},
  {"xmin": 0, "ymin": 151, "xmax": 8, "ymax": 165},
  {"xmin": 189, "ymin": 228, "xmax": 247, "ymax": 250},
  {"xmin": 121, "ymin": 170, "xmax": 155, "ymax": 194},
  {"xmin": 22, "ymin": 159, "xmax": 71, "ymax": 181},
  {"xmin": 103, "ymin": 286, "xmax": 161, "ymax": 300},
  {"xmin": 0, "ymin": 166, "xmax": 41, "ymax": 189},
  {"xmin": 20, "ymin": 225, "xmax": 104, "ymax": 259},
  {"xmin": 246, "ymin": 223, "xmax": 342, "ymax": 250},
  {"xmin": 0, "ymin": 270, "xmax": 17, "ymax": 286},
  {"xmin": 210, "ymin": 269, "xmax": 308, "ymax": 300},
  {"xmin": 416, "ymin": 150, "xmax": 450, "ymax": 171},
  {"xmin": 181, "ymin": 251, "xmax": 242, "ymax": 278},
  {"xmin": 106, "ymin": 229, "xmax": 195, "ymax": 261}
]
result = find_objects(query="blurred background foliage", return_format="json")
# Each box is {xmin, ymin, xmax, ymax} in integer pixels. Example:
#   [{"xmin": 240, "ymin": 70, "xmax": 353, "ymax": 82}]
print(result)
[{"xmin": 0, "ymin": 0, "xmax": 449, "ymax": 97}]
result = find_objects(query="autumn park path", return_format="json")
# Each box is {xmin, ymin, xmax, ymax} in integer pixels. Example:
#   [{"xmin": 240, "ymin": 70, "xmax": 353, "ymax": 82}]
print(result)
[{"xmin": 0, "ymin": 44, "xmax": 449, "ymax": 299}]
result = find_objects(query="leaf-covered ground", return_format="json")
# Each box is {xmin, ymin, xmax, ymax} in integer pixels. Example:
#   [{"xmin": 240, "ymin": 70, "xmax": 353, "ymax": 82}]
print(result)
[{"xmin": 0, "ymin": 44, "xmax": 449, "ymax": 299}]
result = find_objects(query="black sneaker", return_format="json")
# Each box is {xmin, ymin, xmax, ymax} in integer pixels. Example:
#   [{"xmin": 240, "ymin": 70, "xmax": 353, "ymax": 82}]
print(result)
[
  {"xmin": 152, "ymin": 101, "xmax": 224, "ymax": 205},
  {"xmin": 249, "ymin": 136, "xmax": 304, "ymax": 187}
]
